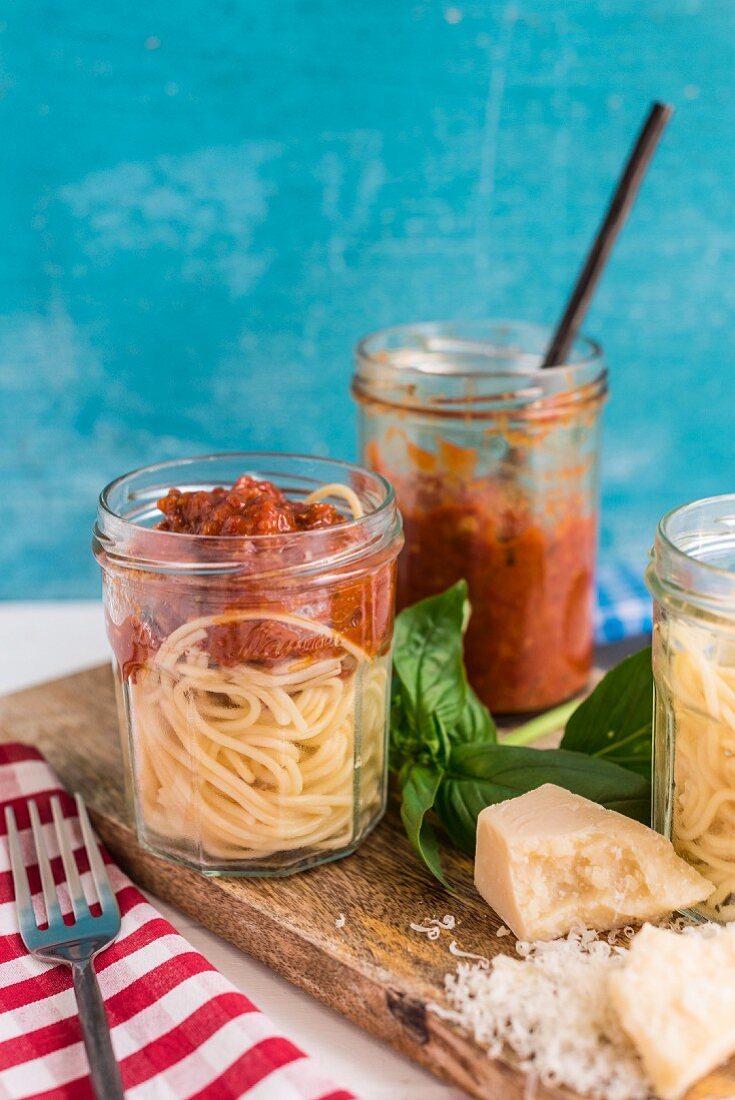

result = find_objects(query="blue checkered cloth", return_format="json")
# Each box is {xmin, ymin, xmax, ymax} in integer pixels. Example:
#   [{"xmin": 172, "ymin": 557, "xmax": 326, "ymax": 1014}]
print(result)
[{"xmin": 595, "ymin": 563, "xmax": 652, "ymax": 644}]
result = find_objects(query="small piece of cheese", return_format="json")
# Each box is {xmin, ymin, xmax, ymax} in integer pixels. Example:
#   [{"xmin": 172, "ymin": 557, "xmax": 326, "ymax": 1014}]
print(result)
[
  {"xmin": 474, "ymin": 784, "xmax": 711, "ymax": 940},
  {"xmin": 608, "ymin": 923, "xmax": 735, "ymax": 1100}
]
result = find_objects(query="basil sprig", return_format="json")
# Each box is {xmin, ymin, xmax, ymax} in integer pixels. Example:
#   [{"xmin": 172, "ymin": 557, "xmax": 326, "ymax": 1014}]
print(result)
[
  {"xmin": 389, "ymin": 581, "xmax": 653, "ymax": 887},
  {"xmin": 559, "ymin": 645, "xmax": 653, "ymax": 777}
]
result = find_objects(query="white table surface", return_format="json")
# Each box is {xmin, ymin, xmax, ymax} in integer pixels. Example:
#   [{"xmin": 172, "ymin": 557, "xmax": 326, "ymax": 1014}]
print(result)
[{"xmin": 0, "ymin": 601, "xmax": 465, "ymax": 1100}]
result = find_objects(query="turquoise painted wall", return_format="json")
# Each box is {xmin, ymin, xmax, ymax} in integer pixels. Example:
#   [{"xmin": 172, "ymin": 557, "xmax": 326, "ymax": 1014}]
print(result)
[{"xmin": 1, "ymin": 0, "xmax": 733, "ymax": 596}]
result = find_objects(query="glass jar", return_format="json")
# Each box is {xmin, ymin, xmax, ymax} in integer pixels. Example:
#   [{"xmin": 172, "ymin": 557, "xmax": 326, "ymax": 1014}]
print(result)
[
  {"xmin": 93, "ymin": 453, "xmax": 403, "ymax": 876},
  {"xmin": 647, "ymin": 494, "xmax": 735, "ymax": 921},
  {"xmin": 353, "ymin": 320, "xmax": 607, "ymax": 713}
]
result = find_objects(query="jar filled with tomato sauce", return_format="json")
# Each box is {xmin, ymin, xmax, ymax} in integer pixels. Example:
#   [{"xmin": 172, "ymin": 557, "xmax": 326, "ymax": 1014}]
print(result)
[
  {"xmin": 353, "ymin": 321, "xmax": 607, "ymax": 713},
  {"xmin": 93, "ymin": 453, "xmax": 403, "ymax": 876}
]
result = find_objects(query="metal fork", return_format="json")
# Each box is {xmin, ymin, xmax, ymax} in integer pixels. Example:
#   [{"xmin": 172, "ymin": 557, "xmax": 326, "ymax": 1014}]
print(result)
[{"xmin": 5, "ymin": 794, "xmax": 124, "ymax": 1100}]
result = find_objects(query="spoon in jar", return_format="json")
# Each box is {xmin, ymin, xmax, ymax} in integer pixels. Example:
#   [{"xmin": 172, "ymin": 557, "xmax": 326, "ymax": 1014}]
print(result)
[{"xmin": 542, "ymin": 101, "xmax": 673, "ymax": 369}]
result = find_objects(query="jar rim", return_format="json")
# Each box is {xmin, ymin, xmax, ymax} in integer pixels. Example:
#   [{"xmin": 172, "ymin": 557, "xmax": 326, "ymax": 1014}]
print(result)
[
  {"xmin": 353, "ymin": 319, "xmax": 607, "ymax": 417},
  {"xmin": 93, "ymin": 451, "xmax": 401, "ymax": 577},
  {"xmin": 356, "ymin": 318, "xmax": 604, "ymax": 376},
  {"xmin": 648, "ymin": 494, "xmax": 735, "ymax": 616}
]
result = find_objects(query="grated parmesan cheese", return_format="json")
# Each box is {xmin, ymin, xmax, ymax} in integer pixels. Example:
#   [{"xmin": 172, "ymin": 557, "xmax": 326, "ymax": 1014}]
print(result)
[
  {"xmin": 438, "ymin": 924, "xmax": 652, "ymax": 1100},
  {"xmin": 410, "ymin": 914, "xmax": 456, "ymax": 940},
  {"xmin": 410, "ymin": 921, "xmax": 442, "ymax": 941},
  {"xmin": 448, "ymin": 940, "xmax": 490, "ymax": 967}
]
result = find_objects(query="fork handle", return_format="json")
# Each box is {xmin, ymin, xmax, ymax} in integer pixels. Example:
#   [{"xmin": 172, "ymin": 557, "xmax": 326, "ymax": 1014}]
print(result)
[{"xmin": 72, "ymin": 960, "xmax": 125, "ymax": 1100}]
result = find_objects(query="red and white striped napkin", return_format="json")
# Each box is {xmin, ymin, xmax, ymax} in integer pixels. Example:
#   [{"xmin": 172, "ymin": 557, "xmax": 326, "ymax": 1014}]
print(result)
[{"xmin": 0, "ymin": 743, "xmax": 355, "ymax": 1100}]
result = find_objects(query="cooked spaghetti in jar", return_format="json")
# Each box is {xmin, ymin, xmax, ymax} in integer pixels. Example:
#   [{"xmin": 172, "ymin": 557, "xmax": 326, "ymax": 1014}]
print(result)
[
  {"xmin": 93, "ymin": 454, "xmax": 403, "ymax": 876},
  {"xmin": 648, "ymin": 495, "xmax": 735, "ymax": 921},
  {"xmin": 353, "ymin": 321, "xmax": 607, "ymax": 713}
]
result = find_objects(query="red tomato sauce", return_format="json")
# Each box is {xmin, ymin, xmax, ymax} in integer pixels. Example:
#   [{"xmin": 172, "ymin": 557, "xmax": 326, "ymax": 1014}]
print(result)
[
  {"xmin": 105, "ymin": 476, "xmax": 396, "ymax": 679},
  {"xmin": 368, "ymin": 441, "xmax": 595, "ymax": 713},
  {"xmin": 156, "ymin": 476, "xmax": 345, "ymax": 535}
]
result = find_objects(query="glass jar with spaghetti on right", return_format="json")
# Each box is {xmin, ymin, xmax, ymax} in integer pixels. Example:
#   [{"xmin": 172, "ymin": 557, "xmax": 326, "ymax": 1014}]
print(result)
[{"xmin": 646, "ymin": 494, "xmax": 735, "ymax": 922}]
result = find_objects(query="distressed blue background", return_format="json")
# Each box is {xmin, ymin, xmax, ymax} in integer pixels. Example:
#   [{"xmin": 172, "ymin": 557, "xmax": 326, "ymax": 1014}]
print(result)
[{"xmin": 1, "ymin": 0, "xmax": 733, "ymax": 597}]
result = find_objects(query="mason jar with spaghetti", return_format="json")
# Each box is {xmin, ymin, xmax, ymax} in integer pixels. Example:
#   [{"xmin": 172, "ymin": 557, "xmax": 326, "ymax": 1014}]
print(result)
[
  {"xmin": 352, "ymin": 321, "xmax": 607, "ymax": 713},
  {"xmin": 92, "ymin": 453, "xmax": 403, "ymax": 876},
  {"xmin": 646, "ymin": 495, "xmax": 735, "ymax": 921}
]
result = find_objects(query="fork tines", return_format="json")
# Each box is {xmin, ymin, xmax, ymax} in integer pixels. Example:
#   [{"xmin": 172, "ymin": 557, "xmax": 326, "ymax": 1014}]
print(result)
[{"xmin": 5, "ymin": 794, "xmax": 120, "ymax": 950}]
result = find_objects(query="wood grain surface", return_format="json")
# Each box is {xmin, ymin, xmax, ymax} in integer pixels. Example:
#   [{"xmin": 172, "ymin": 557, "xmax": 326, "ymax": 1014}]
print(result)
[{"xmin": 0, "ymin": 664, "xmax": 733, "ymax": 1100}]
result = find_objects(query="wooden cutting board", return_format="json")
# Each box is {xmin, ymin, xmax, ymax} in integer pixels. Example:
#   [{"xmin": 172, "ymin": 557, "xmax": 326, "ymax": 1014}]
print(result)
[{"xmin": 0, "ymin": 665, "xmax": 733, "ymax": 1100}]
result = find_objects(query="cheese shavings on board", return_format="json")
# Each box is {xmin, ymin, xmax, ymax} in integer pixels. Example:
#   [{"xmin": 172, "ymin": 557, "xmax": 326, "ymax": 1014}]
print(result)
[
  {"xmin": 439, "ymin": 921, "xmax": 735, "ymax": 1100},
  {"xmin": 439, "ymin": 924, "xmax": 650, "ymax": 1100}
]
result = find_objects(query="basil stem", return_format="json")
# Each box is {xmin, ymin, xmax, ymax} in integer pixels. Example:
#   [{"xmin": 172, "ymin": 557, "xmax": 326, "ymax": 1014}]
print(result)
[{"xmin": 501, "ymin": 698, "xmax": 581, "ymax": 747}]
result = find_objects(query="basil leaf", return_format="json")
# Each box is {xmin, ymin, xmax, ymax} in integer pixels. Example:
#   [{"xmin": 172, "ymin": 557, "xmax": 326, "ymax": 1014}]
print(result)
[
  {"xmin": 433, "ymin": 775, "xmax": 480, "ymax": 856},
  {"xmin": 389, "ymin": 685, "xmax": 453, "ymax": 773},
  {"xmin": 453, "ymin": 684, "xmax": 497, "ymax": 745},
  {"xmin": 434, "ymin": 742, "xmax": 652, "ymax": 856},
  {"xmin": 560, "ymin": 646, "xmax": 653, "ymax": 779},
  {"xmin": 400, "ymin": 763, "xmax": 450, "ymax": 889},
  {"xmin": 388, "ymin": 681, "xmax": 412, "ymax": 772},
  {"xmin": 392, "ymin": 580, "xmax": 469, "ymax": 763}
]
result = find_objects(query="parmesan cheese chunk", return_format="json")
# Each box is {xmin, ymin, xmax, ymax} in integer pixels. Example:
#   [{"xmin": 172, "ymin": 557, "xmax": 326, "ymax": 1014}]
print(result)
[
  {"xmin": 608, "ymin": 923, "xmax": 735, "ymax": 1100},
  {"xmin": 474, "ymin": 784, "xmax": 711, "ymax": 940}
]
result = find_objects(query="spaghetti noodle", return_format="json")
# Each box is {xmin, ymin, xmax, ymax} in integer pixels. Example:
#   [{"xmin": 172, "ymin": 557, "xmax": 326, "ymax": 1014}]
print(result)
[
  {"xmin": 128, "ymin": 610, "xmax": 389, "ymax": 861},
  {"xmin": 303, "ymin": 482, "xmax": 364, "ymax": 519},
  {"xmin": 663, "ymin": 621, "xmax": 733, "ymax": 918}
]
